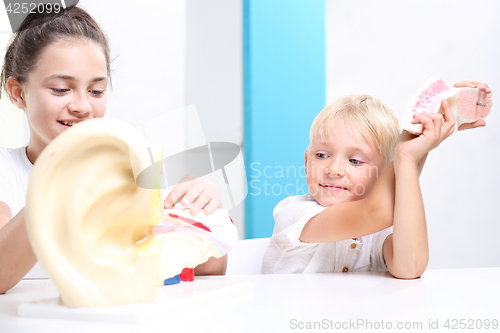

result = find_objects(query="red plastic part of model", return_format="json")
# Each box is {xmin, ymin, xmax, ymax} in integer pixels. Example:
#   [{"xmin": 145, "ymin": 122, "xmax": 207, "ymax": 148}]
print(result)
[
  {"xmin": 180, "ymin": 267, "xmax": 195, "ymax": 282},
  {"xmin": 168, "ymin": 213, "xmax": 212, "ymax": 232}
]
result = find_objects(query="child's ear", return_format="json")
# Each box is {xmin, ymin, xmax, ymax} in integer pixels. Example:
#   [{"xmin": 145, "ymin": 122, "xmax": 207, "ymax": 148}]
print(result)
[
  {"xmin": 304, "ymin": 150, "xmax": 308, "ymax": 174},
  {"xmin": 6, "ymin": 77, "xmax": 27, "ymax": 109}
]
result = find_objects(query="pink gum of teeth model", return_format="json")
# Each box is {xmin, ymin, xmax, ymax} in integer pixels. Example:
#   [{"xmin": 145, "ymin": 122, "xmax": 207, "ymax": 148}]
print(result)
[{"xmin": 402, "ymin": 75, "xmax": 492, "ymax": 135}]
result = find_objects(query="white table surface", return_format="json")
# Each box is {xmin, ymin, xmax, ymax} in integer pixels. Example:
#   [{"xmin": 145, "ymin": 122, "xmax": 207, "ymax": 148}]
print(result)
[{"xmin": 1, "ymin": 267, "xmax": 499, "ymax": 333}]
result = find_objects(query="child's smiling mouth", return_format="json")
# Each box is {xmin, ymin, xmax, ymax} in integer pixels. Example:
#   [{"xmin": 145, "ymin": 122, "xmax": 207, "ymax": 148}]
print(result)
[{"xmin": 320, "ymin": 183, "xmax": 349, "ymax": 192}]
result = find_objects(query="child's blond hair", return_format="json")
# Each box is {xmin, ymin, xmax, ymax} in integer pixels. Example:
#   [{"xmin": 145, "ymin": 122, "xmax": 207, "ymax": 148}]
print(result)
[{"xmin": 309, "ymin": 94, "xmax": 401, "ymax": 168}]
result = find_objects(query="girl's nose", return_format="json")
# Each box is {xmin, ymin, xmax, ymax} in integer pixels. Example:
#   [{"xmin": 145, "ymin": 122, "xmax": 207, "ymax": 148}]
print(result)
[{"xmin": 68, "ymin": 92, "xmax": 92, "ymax": 116}]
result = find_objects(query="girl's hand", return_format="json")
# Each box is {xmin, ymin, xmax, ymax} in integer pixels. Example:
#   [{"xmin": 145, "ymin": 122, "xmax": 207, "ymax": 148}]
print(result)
[
  {"xmin": 453, "ymin": 80, "xmax": 490, "ymax": 131},
  {"xmin": 164, "ymin": 174, "xmax": 222, "ymax": 216},
  {"xmin": 395, "ymin": 99, "xmax": 456, "ymax": 164}
]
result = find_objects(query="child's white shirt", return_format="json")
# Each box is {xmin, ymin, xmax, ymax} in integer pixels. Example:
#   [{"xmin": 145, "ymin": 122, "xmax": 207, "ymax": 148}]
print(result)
[
  {"xmin": 262, "ymin": 194, "xmax": 393, "ymax": 274},
  {"xmin": 0, "ymin": 146, "xmax": 47, "ymax": 278}
]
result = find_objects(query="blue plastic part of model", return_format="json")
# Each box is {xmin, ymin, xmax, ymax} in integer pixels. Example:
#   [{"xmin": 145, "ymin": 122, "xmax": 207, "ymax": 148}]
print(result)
[{"xmin": 163, "ymin": 275, "xmax": 181, "ymax": 285}]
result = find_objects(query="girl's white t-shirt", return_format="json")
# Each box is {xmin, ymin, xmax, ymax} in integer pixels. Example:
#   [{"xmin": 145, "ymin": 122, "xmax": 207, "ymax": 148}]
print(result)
[
  {"xmin": 0, "ymin": 146, "xmax": 47, "ymax": 278},
  {"xmin": 0, "ymin": 146, "xmax": 32, "ymax": 217}
]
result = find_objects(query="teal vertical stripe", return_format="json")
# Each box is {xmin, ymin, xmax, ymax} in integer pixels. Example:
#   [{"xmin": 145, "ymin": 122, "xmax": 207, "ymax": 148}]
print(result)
[{"xmin": 243, "ymin": 0, "xmax": 326, "ymax": 238}]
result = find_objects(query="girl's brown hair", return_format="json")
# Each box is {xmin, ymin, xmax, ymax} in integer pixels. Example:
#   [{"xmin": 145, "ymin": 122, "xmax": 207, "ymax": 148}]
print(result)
[{"xmin": 1, "ymin": 5, "xmax": 111, "ymax": 100}]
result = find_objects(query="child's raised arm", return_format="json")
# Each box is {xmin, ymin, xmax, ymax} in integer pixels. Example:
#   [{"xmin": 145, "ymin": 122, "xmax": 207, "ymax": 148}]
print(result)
[
  {"xmin": 383, "ymin": 99, "xmax": 458, "ymax": 279},
  {"xmin": 383, "ymin": 80, "xmax": 490, "ymax": 278}
]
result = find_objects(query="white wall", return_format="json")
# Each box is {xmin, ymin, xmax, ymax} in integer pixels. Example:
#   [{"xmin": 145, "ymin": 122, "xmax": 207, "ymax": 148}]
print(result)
[
  {"xmin": 0, "ymin": 9, "xmax": 26, "ymax": 148},
  {"xmin": 186, "ymin": 0, "xmax": 244, "ymax": 237},
  {"xmin": 326, "ymin": 0, "xmax": 500, "ymax": 269},
  {"xmin": 80, "ymin": 0, "xmax": 187, "ymax": 125}
]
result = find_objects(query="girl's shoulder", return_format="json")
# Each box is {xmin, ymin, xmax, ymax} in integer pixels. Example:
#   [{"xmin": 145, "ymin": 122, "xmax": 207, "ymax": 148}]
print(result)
[
  {"xmin": 0, "ymin": 147, "xmax": 16, "ymax": 163},
  {"xmin": 0, "ymin": 147, "xmax": 31, "ymax": 216},
  {"xmin": 0, "ymin": 146, "xmax": 31, "ymax": 174},
  {"xmin": 0, "ymin": 146, "xmax": 24, "ymax": 162}
]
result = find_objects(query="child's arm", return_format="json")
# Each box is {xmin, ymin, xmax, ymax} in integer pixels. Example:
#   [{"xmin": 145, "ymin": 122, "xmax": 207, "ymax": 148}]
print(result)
[
  {"xmin": 383, "ymin": 100, "xmax": 457, "ymax": 279},
  {"xmin": 301, "ymin": 80, "xmax": 490, "ymax": 243},
  {"xmin": 300, "ymin": 166, "xmax": 394, "ymax": 242},
  {"xmin": 0, "ymin": 206, "xmax": 37, "ymax": 293},
  {"xmin": 300, "ymin": 155, "xmax": 427, "ymax": 243}
]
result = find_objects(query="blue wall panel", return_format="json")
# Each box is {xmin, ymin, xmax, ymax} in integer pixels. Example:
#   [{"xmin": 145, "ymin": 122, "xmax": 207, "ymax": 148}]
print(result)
[{"xmin": 243, "ymin": 0, "xmax": 326, "ymax": 238}]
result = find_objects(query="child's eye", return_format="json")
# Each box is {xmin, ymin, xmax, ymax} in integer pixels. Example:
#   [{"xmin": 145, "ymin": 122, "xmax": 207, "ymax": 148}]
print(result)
[
  {"xmin": 349, "ymin": 159, "xmax": 362, "ymax": 165},
  {"xmin": 316, "ymin": 153, "xmax": 328, "ymax": 159},
  {"xmin": 51, "ymin": 88, "xmax": 69, "ymax": 94},
  {"xmin": 89, "ymin": 90, "xmax": 105, "ymax": 96}
]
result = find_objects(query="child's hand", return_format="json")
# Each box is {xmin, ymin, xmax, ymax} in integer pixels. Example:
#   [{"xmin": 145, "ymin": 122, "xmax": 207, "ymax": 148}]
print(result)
[
  {"xmin": 164, "ymin": 174, "xmax": 222, "ymax": 215},
  {"xmin": 453, "ymin": 80, "xmax": 491, "ymax": 131},
  {"xmin": 453, "ymin": 79, "xmax": 491, "ymax": 93},
  {"xmin": 395, "ymin": 99, "xmax": 456, "ymax": 163}
]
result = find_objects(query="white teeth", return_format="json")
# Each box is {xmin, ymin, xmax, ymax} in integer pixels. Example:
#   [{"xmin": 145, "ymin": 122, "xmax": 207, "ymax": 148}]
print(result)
[{"xmin": 60, "ymin": 121, "xmax": 77, "ymax": 126}]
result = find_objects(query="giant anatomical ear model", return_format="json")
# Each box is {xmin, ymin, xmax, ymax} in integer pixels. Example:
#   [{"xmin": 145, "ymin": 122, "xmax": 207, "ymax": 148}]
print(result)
[
  {"xmin": 26, "ymin": 118, "xmax": 163, "ymax": 307},
  {"xmin": 26, "ymin": 118, "xmax": 239, "ymax": 307},
  {"xmin": 402, "ymin": 75, "xmax": 492, "ymax": 135}
]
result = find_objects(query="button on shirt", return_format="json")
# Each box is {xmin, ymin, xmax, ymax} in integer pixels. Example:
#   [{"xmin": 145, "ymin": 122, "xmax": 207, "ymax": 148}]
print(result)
[{"xmin": 262, "ymin": 194, "xmax": 393, "ymax": 274}]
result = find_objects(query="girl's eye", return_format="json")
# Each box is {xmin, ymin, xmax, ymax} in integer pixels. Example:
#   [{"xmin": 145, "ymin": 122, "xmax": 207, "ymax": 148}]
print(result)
[
  {"xmin": 316, "ymin": 153, "xmax": 328, "ymax": 159},
  {"xmin": 51, "ymin": 88, "xmax": 69, "ymax": 94},
  {"xmin": 89, "ymin": 90, "xmax": 105, "ymax": 96},
  {"xmin": 349, "ymin": 159, "xmax": 362, "ymax": 165}
]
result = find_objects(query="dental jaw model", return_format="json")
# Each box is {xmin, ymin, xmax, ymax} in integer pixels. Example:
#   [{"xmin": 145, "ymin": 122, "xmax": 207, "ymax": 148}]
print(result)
[
  {"xmin": 25, "ymin": 118, "xmax": 238, "ymax": 307},
  {"xmin": 402, "ymin": 75, "xmax": 492, "ymax": 135}
]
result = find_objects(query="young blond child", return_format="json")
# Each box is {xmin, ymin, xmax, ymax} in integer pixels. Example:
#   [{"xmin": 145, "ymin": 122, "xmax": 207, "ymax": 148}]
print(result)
[{"xmin": 262, "ymin": 87, "xmax": 489, "ymax": 278}]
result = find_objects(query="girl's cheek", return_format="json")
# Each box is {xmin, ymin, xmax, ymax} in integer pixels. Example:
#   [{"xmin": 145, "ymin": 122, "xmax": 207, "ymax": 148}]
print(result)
[{"xmin": 97, "ymin": 100, "xmax": 107, "ymax": 116}]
